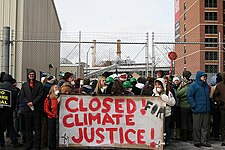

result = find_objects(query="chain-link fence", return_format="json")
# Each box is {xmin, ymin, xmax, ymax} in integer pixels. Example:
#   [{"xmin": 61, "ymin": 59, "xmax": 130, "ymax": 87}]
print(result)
[
  {"xmin": 1, "ymin": 31, "xmax": 149, "ymax": 82},
  {"xmin": 152, "ymin": 33, "xmax": 225, "ymax": 77}
]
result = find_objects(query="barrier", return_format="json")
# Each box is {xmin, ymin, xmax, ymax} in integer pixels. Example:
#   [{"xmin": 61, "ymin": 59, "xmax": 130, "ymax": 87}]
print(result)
[{"xmin": 59, "ymin": 95, "xmax": 165, "ymax": 149}]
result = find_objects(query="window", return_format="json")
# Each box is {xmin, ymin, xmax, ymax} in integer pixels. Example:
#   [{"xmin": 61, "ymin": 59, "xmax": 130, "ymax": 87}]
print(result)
[
  {"xmin": 205, "ymin": 38, "xmax": 218, "ymax": 47},
  {"xmin": 205, "ymin": 51, "xmax": 218, "ymax": 60},
  {"xmin": 224, "ymin": 14, "xmax": 225, "ymax": 22},
  {"xmin": 184, "ymin": 2, "xmax": 186, "ymax": 10},
  {"xmin": 205, "ymin": 0, "xmax": 217, "ymax": 8},
  {"xmin": 184, "ymin": 13, "xmax": 186, "ymax": 21},
  {"xmin": 205, "ymin": 65, "xmax": 218, "ymax": 73},
  {"xmin": 205, "ymin": 25, "xmax": 217, "ymax": 34},
  {"xmin": 184, "ymin": 45, "xmax": 186, "ymax": 54},
  {"xmin": 205, "ymin": 12, "xmax": 217, "ymax": 21},
  {"xmin": 184, "ymin": 24, "xmax": 186, "ymax": 32},
  {"xmin": 184, "ymin": 57, "xmax": 186, "ymax": 64}
]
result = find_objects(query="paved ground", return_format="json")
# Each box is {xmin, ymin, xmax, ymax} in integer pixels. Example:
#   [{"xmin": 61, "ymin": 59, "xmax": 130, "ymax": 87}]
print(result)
[{"xmin": 166, "ymin": 139, "xmax": 225, "ymax": 150}]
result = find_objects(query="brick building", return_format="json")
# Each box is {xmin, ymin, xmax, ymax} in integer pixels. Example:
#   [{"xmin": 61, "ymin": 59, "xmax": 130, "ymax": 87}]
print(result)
[{"xmin": 174, "ymin": 0, "xmax": 224, "ymax": 75}]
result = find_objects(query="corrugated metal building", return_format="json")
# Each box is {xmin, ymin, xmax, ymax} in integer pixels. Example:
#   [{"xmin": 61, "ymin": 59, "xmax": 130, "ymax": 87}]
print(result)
[{"xmin": 0, "ymin": 0, "xmax": 61, "ymax": 82}]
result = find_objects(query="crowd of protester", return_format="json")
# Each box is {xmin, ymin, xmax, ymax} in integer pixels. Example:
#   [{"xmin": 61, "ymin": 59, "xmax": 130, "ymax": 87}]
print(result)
[{"xmin": 0, "ymin": 68, "xmax": 225, "ymax": 149}]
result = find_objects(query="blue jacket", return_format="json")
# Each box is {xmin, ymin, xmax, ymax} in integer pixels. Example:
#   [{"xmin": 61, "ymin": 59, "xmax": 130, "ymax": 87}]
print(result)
[{"xmin": 187, "ymin": 71, "xmax": 210, "ymax": 113}]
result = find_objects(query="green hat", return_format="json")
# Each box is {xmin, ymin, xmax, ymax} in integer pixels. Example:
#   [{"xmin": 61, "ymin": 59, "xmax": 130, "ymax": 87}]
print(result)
[
  {"xmin": 122, "ymin": 81, "xmax": 133, "ymax": 88},
  {"xmin": 106, "ymin": 77, "xmax": 114, "ymax": 83},
  {"xmin": 130, "ymin": 77, "xmax": 137, "ymax": 83}
]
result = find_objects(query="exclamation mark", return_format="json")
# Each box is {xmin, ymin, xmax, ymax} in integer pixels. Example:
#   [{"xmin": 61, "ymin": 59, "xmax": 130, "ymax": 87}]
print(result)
[
  {"xmin": 140, "ymin": 99, "xmax": 146, "ymax": 115},
  {"xmin": 151, "ymin": 128, "xmax": 154, "ymax": 139},
  {"xmin": 150, "ymin": 128, "xmax": 156, "ymax": 148}
]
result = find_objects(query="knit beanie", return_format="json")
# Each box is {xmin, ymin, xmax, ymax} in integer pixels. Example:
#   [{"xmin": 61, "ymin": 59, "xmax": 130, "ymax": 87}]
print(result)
[
  {"xmin": 172, "ymin": 76, "xmax": 180, "ymax": 83},
  {"xmin": 182, "ymin": 70, "xmax": 191, "ymax": 79}
]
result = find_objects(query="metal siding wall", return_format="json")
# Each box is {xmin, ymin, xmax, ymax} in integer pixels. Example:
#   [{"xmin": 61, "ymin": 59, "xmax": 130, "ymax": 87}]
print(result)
[{"xmin": 21, "ymin": 0, "xmax": 61, "ymax": 81}]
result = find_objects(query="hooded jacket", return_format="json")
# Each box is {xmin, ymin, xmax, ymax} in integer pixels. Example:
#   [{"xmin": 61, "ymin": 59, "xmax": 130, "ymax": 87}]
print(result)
[
  {"xmin": 152, "ymin": 78, "xmax": 175, "ymax": 117},
  {"xmin": 21, "ymin": 69, "xmax": 43, "ymax": 112},
  {"xmin": 187, "ymin": 71, "xmax": 210, "ymax": 113}
]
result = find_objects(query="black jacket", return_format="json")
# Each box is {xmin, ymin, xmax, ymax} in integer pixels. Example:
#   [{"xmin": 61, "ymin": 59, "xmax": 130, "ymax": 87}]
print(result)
[
  {"xmin": 0, "ymin": 79, "xmax": 19, "ymax": 132},
  {"xmin": 21, "ymin": 80, "xmax": 43, "ymax": 112}
]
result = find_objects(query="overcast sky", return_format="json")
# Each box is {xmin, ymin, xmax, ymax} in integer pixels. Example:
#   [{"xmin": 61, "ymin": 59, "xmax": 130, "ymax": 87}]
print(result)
[{"xmin": 54, "ymin": 0, "xmax": 175, "ymax": 33}]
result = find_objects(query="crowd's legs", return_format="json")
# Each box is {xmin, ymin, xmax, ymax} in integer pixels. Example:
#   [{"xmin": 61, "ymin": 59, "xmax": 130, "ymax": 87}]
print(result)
[
  {"xmin": 180, "ymin": 108, "xmax": 192, "ymax": 141},
  {"xmin": 192, "ymin": 113, "xmax": 210, "ymax": 147},
  {"xmin": 24, "ymin": 111, "xmax": 41, "ymax": 150}
]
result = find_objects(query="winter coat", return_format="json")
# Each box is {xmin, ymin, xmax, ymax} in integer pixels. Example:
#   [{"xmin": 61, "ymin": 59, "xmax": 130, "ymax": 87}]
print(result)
[
  {"xmin": 152, "ymin": 89, "xmax": 175, "ymax": 117},
  {"xmin": 187, "ymin": 71, "xmax": 210, "ymax": 113},
  {"xmin": 176, "ymin": 82, "xmax": 191, "ymax": 108},
  {"xmin": 213, "ymin": 73, "xmax": 225, "ymax": 110},
  {"xmin": 21, "ymin": 75, "xmax": 43, "ymax": 112},
  {"xmin": 44, "ymin": 95, "xmax": 58, "ymax": 118}
]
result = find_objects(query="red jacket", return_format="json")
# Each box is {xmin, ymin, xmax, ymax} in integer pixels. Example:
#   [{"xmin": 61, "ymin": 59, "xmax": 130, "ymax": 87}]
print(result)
[{"xmin": 44, "ymin": 95, "xmax": 58, "ymax": 118}]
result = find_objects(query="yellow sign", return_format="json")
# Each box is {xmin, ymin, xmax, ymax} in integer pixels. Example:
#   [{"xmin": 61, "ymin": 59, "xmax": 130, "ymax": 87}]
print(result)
[{"xmin": 0, "ymin": 89, "xmax": 11, "ymax": 107}]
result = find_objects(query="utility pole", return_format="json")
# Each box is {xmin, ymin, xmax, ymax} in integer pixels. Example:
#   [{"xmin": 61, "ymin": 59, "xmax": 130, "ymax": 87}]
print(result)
[
  {"xmin": 2, "ymin": 26, "xmax": 10, "ymax": 73},
  {"xmin": 151, "ymin": 32, "xmax": 155, "ymax": 78}
]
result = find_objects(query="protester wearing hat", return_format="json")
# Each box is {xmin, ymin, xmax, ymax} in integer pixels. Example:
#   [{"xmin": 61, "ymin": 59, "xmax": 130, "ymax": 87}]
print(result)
[
  {"xmin": 0, "ymin": 74, "xmax": 23, "ymax": 147},
  {"xmin": 122, "ymin": 81, "xmax": 134, "ymax": 96},
  {"xmin": 58, "ymin": 72, "xmax": 74, "ymax": 87},
  {"xmin": 176, "ymin": 70, "xmax": 193, "ymax": 141},
  {"xmin": 119, "ymin": 73, "xmax": 127, "ymax": 83},
  {"xmin": 82, "ymin": 78, "xmax": 93, "ymax": 95},
  {"xmin": 152, "ymin": 78, "xmax": 175, "ymax": 146},
  {"xmin": 132, "ymin": 77, "xmax": 147, "ymax": 95},
  {"xmin": 187, "ymin": 71, "xmax": 211, "ymax": 147}
]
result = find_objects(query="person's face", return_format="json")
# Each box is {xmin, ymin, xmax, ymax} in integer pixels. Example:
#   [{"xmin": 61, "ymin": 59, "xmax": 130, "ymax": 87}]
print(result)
[
  {"xmin": 53, "ymin": 85, "xmax": 59, "ymax": 92},
  {"xmin": 164, "ymin": 79, "xmax": 168, "ymax": 85},
  {"xmin": 200, "ymin": 75, "xmax": 207, "ymax": 82},
  {"xmin": 28, "ymin": 72, "xmax": 35, "ymax": 80},
  {"xmin": 157, "ymin": 72, "xmax": 162, "ymax": 78},
  {"xmin": 68, "ymin": 76, "xmax": 74, "ymax": 82},
  {"xmin": 100, "ymin": 78, "xmax": 106, "ymax": 86},
  {"xmin": 174, "ymin": 80, "xmax": 179, "ymax": 85},
  {"xmin": 155, "ymin": 82, "xmax": 162, "ymax": 89}
]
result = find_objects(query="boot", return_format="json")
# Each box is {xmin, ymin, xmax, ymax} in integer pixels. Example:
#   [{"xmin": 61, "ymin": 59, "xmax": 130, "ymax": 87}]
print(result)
[
  {"xmin": 176, "ymin": 128, "xmax": 180, "ymax": 140},
  {"xmin": 170, "ymin": 129, "xmax": 175, "ymax": 139},
  {"xmin": 187, "ymin": 130, "xmax": 193, "ymax": 141},
  {"xmin": 180, "ymin": 129, "xmax": 187, "ymax": 141}
]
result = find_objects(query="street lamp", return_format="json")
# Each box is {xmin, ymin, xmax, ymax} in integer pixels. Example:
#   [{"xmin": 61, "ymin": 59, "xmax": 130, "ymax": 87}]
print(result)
[{"xmin": 86, "ymin": 46, "xmax": 94, "ymax": 75}]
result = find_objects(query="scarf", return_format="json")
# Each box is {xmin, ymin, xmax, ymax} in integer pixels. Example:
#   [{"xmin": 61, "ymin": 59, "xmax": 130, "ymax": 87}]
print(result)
[
  {"xmin": 182, "ymin": 77, "xmax": 191, "ymax": 86},
  {"xmin": 30, "ymin": 80, "xmax": 34, "ymax": 89}
]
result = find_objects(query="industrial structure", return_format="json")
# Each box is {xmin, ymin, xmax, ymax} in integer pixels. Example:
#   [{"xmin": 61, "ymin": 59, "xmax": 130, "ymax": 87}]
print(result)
[
  {"xmin": 0, "ymin": 0, "xmax": 61, "ymax": 82},
  {"xmin": 174, "ymin": 0, "xmax": 224, "ymax": 75}
]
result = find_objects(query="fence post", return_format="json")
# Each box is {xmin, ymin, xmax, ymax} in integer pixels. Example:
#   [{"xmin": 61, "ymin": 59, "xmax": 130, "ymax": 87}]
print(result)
[
  {"xmin": 151, "ymin": 32, "xmax": 155, "ymax": 78},
  {"xmin": 1, "ymin": 26, "xmax": 10, "ymax": 74},
  {"xmin": 146, "ymin": 32, "xmax": 149, "ymax": 77}
]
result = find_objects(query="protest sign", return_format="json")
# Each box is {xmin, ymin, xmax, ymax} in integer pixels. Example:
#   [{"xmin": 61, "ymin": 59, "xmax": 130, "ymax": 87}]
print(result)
[
  {"xmin": 59, "ymin": 95, "xmax": 165, "ymax": 149},
  {"xmin": 0, "ymin": 89, "xmax": 12, "ymax": 107}
]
